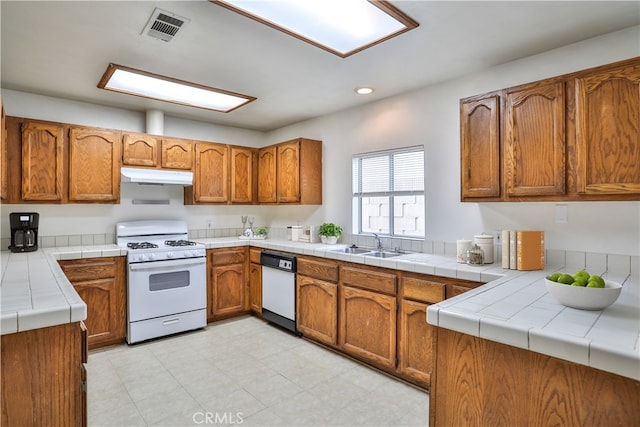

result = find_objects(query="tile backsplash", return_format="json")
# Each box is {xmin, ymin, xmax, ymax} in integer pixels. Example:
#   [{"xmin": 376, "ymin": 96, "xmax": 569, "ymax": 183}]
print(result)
[{"xmin": 1, "ymin": 228, "xmax": 637, "ymax": 277}]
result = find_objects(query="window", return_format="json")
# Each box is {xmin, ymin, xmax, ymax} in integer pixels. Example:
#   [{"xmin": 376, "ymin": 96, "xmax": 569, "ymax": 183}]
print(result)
[{"xmin": 352, "ymin": 146, "xmax": 425, "ymax": 238}]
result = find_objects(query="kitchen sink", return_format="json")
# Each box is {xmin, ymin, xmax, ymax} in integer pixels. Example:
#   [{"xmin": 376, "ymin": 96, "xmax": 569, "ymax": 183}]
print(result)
[
  {"xmin": 330, "ymin": 246, "xmax": 372, "ymax": 254},
  {"xmin": 363, "ymin": 251, "xmax": 403, "ymax": 258}
]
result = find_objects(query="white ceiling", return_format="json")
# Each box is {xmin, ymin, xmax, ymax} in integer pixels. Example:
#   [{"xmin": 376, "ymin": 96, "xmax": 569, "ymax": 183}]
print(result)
[{"xmin": 1, "ymin": 1, "xmax": 639, "ymax": 132}]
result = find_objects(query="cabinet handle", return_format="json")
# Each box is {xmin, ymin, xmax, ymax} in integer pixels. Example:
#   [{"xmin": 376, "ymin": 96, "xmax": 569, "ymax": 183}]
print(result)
[{"xmin": 163, "ymin": 318, "xmax": 180, "ymax": 326}]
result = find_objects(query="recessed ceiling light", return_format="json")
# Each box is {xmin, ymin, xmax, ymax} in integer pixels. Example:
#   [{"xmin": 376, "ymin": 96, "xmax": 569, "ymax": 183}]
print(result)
[
  {"xmin": 211, "ymin": 0, "xmax": 418, "ymax": 58},
  {"xmin": 98, "ymin": 63, "xmax": 256, "ymax": 113},
  {"xmin": 355, "ymin": 87, "xmax": 375, "ymax": 95}
]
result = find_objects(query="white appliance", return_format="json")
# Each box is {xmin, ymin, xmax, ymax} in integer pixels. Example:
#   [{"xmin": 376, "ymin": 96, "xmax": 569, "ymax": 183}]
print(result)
[
  {"xmin": 260, "ymin": 251, "xmax": 297, "ymax": 334},
  {"xmin": 121, "ymin": 167, "xmax": 193, "ymax": 185},
  {"xmin": 116, "ymin": 220, "xmax": 206, "ymax": 344}
]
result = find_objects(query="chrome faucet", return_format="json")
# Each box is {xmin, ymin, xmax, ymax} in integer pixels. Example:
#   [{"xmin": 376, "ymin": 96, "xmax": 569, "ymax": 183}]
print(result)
[{"xmin": 373, "ymin": 233, "xmax": 383, "ymax": 250}]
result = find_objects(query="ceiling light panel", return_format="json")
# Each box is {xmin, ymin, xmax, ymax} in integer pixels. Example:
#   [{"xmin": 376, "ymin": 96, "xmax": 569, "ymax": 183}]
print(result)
[
  {"xmin": 212, "ymin": 0, "xmax": 418, "ymax": 57},
  {"xmin": 98, "ymin": 64, "xmax": 256, "ymax": 113}
]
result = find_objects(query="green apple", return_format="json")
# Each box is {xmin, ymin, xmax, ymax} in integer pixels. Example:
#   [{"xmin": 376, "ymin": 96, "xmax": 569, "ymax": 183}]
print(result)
[
  {"xmin": 548, "ymin": 273, "xmax": 562, "ymax": 282},
  {"xmin": 557, "ymin": 274, "xmax": 575, "ymax": 285},
  {"xmin": 588, "ymin": 275, "xmax": 605, "ymax": 288},
  {"xmin": 574, "ymin": 270, "xmax": 590, "ymax": 281}
]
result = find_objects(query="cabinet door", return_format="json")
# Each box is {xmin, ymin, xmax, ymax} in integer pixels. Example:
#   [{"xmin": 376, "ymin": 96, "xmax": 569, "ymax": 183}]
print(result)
[
  {"xmin": 193, "ymin": 142, "xmax": 228, "ymax": 203},
  {"xmin": 210, "ymin": 264, "xmax": 246, "ymax": 319},
  {"xmin": 122, "ymin": 133, "xmax": 157, "ymax": 167},
  {"xmin": 575, "ymin": 63, "xmax": 640, "ymax": 194},
  {"xmin": 161, "ymin": 139, "xmax": 193, "ymax": 170},
  {"xmin": 339, "ymin": 285, "xmax": 396, "ymax": 370},
  {"xmin": 276, "ymin": 140, "xmax": 300, "ymax": 203},
  {"xmin": 21, "ymin": 121, "xmax": 65, "ymax": 201},
  {"xmin": 230, "ymin": 146, "xmax": 254, "ymax": 203},
  {"xmin": 257, "ymin": 145, "xmax": 277, "ymax": 203},
  {"xmin": 59, "ymin": 257, "xmax": 126, "ymax": 349},
  {"xmin": 505, "ymin": 81, "xmax": 566, "ymax": 196},
  {"xmin": 460, "ymin": 95, "xmax": 501, "ymax": 199},
  {"xmin": 297, "ymin": 275, "xmax": 338, "ymax": 346},
  {"xmin": 68, "ymin": 127, "xmax": 120, "ymax": 202},
  {"xmin": 249, "ymin": 262, "xmax": 262, "ymax": 314},
  {"xmin": 397, "ymin": 299, "xmax": 433, "ymax": 389}
]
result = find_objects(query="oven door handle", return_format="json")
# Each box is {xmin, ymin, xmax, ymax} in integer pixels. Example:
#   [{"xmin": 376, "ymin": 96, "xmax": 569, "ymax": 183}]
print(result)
[{"xmin": 129, "ymin": 258, "xmax": 206, "ymax": 271}]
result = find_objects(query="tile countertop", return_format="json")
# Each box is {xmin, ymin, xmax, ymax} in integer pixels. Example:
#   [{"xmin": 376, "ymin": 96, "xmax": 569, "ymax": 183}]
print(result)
[
  {"xmin": 0, "ymin": 245, "xmax": 126, "ymax": 335},
  {"xmin": 1, "ymin": 237, "xmax": 638, "ymax": 382}
]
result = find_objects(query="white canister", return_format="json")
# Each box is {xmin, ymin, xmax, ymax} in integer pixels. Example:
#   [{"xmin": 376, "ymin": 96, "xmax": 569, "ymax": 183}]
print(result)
[
  {"xmin": 456, "ymin": 239, "xmax": 473, "ymax": 263},
  {"xmin": 474, "ymin": 234, "xmax": 494, "ymax": 264}
]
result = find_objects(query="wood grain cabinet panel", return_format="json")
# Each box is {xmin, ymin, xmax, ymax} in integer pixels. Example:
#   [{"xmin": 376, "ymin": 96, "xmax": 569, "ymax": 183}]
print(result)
[
  {"xmin": 460, "ymin": 94, "xmax": 501, "ymax": 199},
  {"xmin": 68, "ymin": 127, "xmax": 121, "ymax": 202},
  {"xmin": 208, "ymin": 247, "xmax": 248, "ymax": 321},
  {"xmin": 21, "ymin": 121, "xmax": 65, "ymax": 201},
  {"xmin": 257, "ymin": 145, "xmax": 277, "ymax": 203},
  {"xmin": 297, "ymin": 274, "xmax": 338, "ymax": 347},
  {"xmin": 161, "ymin": 138, "xmax": 193, "ymax": 170},
  {"xmin": 59, "ymin": 257, "xmax": 126, "ymax": 349},
  {"xmin": 249, "ymin": 261, "xmax": 262, "ymax": 314},
  {"xmin": 187, "ymin": 142, "xmax": 228, "ymax": 204},
  {"xmin": 230, "ymin": 146, "xmax": 255, "ymax": 204},
  {"xmin": 276, "ymin": 140, "xmax": 301, "ymax": 203},
  {"xmin": 1, "ymin": 322, "xmax": 85, "ymax": 427},
  {"xmin": 505, "ymin": 80, "xmax": 566, "ymax": 196},
  {"xmin": 339, "ymin": 285, "xmax": 397, "ymax": 370},
  {"xmin": 122, "ymin": 133, "xmax": 158, "ymax": 167},
  {"xmin": 575, "ymin": 62, "xmax": 640, "ymax": 194}
]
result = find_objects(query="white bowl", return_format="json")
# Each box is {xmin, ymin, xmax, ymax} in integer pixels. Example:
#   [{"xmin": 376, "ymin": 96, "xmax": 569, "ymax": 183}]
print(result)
[{"xmin": 544, "ymin": 278, "xmax": 622, "ymax": 310}]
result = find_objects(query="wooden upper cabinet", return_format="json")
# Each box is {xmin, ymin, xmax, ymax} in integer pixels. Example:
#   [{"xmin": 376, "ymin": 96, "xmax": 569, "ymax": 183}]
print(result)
[
  {"xmin": 575, "ymin": 62, "xmax": 640, "ymax": 195},
  {"xmin": 68, "ymin": 127, "xmax": 121, "ymax": 202},
  {"xmin": 161, "ymin": 138, "xmax": 193, "ymax": 170},
  {"xmin": 505, "ymin": 80, "xmax": 566, "ymax": 196},
  {"xmin": 187, "ymin": 142, "xmax": 228, "ymax": 203},
  {"xmin": 260, "ymin": 137, "xmax": 322, "ymax": 204},
  {"xmin": 122, "ymin": 133, "xmax": 158, "ymax": 167},
  {"xmin": 230, "ymin": 146, "xmax": 255, "ymax": 204},
  {"xmin": 257, "ymin": 145, "xmax": 277, "ymax": 203},
  {"xmin": 460, "ymin": 94, "xmax": 500, "ymax": 199},
  {"xmin": 277, "ymin": 140, "xmax": 301, "ymax": 203},
  {"xmin": 21, "ymin": 121, "xmax": 65, "ymax": 201}
]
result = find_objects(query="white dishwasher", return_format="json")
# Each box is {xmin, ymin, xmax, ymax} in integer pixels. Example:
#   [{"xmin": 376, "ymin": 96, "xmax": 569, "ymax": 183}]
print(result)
[{"xmin": 261, "ymin": 251, "xmax": 297, "ymax": 334}]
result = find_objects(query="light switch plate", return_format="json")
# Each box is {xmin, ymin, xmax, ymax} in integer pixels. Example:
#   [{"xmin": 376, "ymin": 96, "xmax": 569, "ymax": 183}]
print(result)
[{"xmin": 555, "ymin": 204, "xmax": 568, "ymax": 223}]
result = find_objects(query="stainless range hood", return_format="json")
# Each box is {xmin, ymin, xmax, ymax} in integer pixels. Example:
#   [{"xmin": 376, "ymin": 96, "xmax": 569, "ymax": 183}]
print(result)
[{"xmin": 121, "ymin": 167, "xmax": 193, "ymax": 186}]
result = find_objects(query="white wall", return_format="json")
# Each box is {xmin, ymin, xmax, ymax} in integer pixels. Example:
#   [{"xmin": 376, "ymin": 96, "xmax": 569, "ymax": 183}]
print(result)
[
  {"xmin": 2, "ymin": 27, "xmax": 639, "ymax": 255},
  {"xmin": 265, "ymin": 26, "xmax": 640, "ymax": 256}
]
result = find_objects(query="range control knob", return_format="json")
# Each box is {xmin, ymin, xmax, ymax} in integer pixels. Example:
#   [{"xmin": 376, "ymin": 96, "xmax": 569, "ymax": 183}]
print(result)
[{"xmin": 167, "ymin": 252, "xmax": 175, "ymax": 259}]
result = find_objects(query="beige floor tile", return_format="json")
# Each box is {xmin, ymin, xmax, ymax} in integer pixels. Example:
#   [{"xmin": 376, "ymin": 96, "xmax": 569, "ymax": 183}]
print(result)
[{"xmin": 135, "ymin": 386, "xmax": 201, "ymax": 425}]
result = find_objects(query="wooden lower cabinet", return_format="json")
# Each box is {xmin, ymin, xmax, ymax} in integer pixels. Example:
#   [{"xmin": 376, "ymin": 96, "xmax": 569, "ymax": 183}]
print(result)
[
  {"xmin": 58, "ymin": 257, "xmax": 126, "ymax": 349},
  {"xmin": 339, "ymin": 285, "xmax": 397, "ymax": 371},
  {"xmin": 208, "ymin": 247, "xmax": 249, "ymax": 321},
  {"xmin": 1, "ymin": 322, "xmax": 87, "ymax": 426},
  {"xmin": 430, "ymin": 328, "xmax": 640, "ymax": 426},
  {"xmin": 297, "ymin": 275, "xmax": 338, "ymax": 346}
]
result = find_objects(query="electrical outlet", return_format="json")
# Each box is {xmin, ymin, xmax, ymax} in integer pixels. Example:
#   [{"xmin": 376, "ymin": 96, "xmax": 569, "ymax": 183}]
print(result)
[
  {"xmin": 207, "ymin": 220, "xmax": 212, "ymax": 229},
  {"xmin": 494, "ymin": 229, "xmax": 502, "ymax": 243}
]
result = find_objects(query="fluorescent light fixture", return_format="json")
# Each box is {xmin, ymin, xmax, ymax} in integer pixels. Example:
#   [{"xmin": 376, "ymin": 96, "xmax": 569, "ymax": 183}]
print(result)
[
  {"xmin": 98, "ymin": 63, "xmax": 256, "ymax": 113},
  {"xmin": 355, "ymin": 86, "xmax": 375, "ymax": 95},
  {"xmin": 211, "ymin": 0, "xmax": 418, "ymax": 57}
]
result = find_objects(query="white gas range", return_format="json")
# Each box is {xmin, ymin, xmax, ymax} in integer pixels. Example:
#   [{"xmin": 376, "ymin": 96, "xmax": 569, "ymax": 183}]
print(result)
[{"xmin": 116, "ymin": 220, "xmax": 207, "ymax": 344}]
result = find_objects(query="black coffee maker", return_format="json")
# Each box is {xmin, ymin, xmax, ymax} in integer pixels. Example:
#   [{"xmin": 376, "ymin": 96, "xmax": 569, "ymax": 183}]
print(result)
[{"xmin": 9, "ymin": 212, "xmax": 39, "ymax": 253}]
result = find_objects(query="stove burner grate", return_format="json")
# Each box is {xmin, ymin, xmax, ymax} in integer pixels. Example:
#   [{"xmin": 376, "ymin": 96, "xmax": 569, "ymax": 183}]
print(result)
[
  {"xmin": 164, "ymin": 240, "xmax": 197, "ymax": 247},
  {"xmin": 127, "ymin": 242, "xmax": 159, "ymax": 250}
]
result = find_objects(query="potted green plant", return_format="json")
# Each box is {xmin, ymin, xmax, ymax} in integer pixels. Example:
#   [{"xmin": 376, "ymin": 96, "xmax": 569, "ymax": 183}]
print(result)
[
  {"xmin": 318, "ymin": 222, "xmax": 343, "ymax": 244},
  {"xmin": 253, "ymin": 227, "xmax": 268, "ymax": 239}
]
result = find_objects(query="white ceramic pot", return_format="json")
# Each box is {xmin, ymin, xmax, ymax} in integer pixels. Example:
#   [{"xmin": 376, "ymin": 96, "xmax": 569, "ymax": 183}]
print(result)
[{"xmin": 320, "ymin": 235, "xmax": 339, "ymax": 244}]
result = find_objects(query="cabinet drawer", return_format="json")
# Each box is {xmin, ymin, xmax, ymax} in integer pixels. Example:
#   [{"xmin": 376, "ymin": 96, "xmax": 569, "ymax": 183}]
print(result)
[
  {"xmin": 341, "ymin": 266, "xmax": 396, "ymax": 295},
  {"xmin": 298, "ymin": 257, "xmax": 339, "ymax": 283},
  {"xmin": 402, "ymin": 277, "xmax": 445, "ymax": 304},
  {"xmin": 446, "ymin": 281, "xmax": 482, "ymax": 299},
  {"xmin": 211, "ymin": 247, "xmax": 246, "ymax": 265},
  {"xmin": 249, "ymin": 248, "xmax": 262, "ymax": 264},
  {"xmin": 59, "ymin": 257, "xmax": 117, "ymax": 281}
]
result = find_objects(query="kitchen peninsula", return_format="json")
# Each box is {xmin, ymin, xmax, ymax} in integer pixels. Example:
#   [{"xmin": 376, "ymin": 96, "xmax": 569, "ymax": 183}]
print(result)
[{"xmin": 2, "ymin": 236, "xmax": 638, "ymax": 425}]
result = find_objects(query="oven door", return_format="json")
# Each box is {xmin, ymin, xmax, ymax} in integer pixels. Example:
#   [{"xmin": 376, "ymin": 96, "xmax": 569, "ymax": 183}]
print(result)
[{"xmin": 128, "ymin": 257, "xmax": 206, "ymax": 322}]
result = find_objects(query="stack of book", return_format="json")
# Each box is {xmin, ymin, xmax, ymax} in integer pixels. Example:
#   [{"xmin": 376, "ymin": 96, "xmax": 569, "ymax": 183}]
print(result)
[{"xmin": 501, "ymin": 230, "xmax": 545, "ymax": 271}]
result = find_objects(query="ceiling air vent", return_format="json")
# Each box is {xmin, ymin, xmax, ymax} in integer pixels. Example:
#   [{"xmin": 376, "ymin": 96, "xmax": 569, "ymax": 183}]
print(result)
[{"xmin": 142, "ymin": 8, "xmax": 190, "ymax": 42}]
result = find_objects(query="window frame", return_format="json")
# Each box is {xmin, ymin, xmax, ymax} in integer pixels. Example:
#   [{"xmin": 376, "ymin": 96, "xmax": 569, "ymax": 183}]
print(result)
[{"xmin": 352, "ymin": 145, "xmax": 425, "ymax": 238}]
